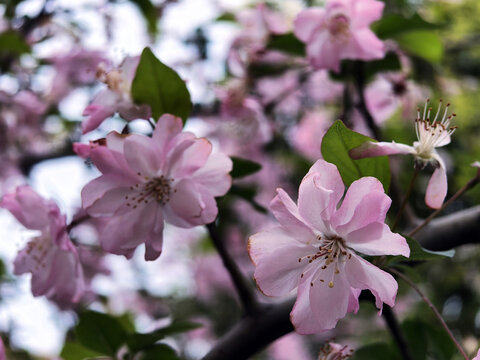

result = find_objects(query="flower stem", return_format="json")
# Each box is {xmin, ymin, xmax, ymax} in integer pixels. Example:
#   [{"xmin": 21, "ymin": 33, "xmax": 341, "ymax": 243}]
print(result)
[
  {"xmin": 409, "ymin": 173, "xmax": 480, "ymax": 237},
  {"xmin": 206, "ymin": 222, "xmax": 262, "ymax": 316},
  {"xmin": 389, "ymin": 268, "xmax": 469, "ymax": 360},
  {"xmin": 392, "ymin": 169, "xmax": 419, "ymax": 231},
  {"xmin": 382, "ymin": 306, "xmax": 414, "ymax": 360}
]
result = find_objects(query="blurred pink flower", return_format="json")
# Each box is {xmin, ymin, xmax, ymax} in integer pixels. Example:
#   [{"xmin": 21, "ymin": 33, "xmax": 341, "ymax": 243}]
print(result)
[
  {"xmin": 294, "ymin": 0, "xmax": 385, "ymax": 72},
  {"xmin": 350, "ymin": 100, "xmax": 456, "ymax": 209},
  {"xmin": 0, "ymin": 186, "xmax": 85, "ymax": 308},
  {"xmin": 256, "ymin": 71, "xmax": 302, "ymax": 114},
  {"xmin": 472, "ymin": 349, "xmax": 480, "ymax": 360},
  {"xmin": 82, "ymin": 56, "xmax": 151, "ymax": 134},
  {"xmin": 306, "ymin": 70, "xmax": 344, "ymax": 103},
  {"xmin": 269, "ymin": 333, "xmax": 313, "ymax": 360},
  {"xmin": 318, "ymin": 342, "xmax": 353, "ymax": 359},
  {"xmin": 290, "ymin": 110, "xmax": 333, "ymax": 161},
  {"xmin": 248, "ymin": 160, "xmax": 409, "ymax": 334},
  {"xmin": 81, "ymin": 114, "xmax": 232, "ymax": 260}
]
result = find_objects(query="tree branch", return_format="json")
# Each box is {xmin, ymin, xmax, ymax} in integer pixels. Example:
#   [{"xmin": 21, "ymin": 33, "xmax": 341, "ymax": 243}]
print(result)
[{"xmin": 202, "ymin": 299, "xmax": 294, "ymax": 360}]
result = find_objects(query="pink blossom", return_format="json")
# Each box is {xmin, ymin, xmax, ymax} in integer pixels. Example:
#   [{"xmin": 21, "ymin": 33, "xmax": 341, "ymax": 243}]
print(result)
[
  {"xmin": 294, "ymin": 0, "xmax": 385, "ymax": 72},
  {"xmin": 256, "ymin": 71, "xmax": 302, "ymax": 114},
  {"xmin": 472, "ymin": 349, "xmax": 480, "ymax": 360},
  {"xmin": 306, "ymin": 70, "xmax": 344, "ymax": 103},
  {"xmin": 82, "ymin": 56, "xmax": 151, "ymax": 134},
  {"xmin": 248, "ymin": 160, "xmax": 409, "ymax": 334},
  {"xmin": 81, "ymin": 114, "xmax": 232, "ymax": 260},
  {"xmin": 0, "ymin": 186, "xmax": 85, "ymax": 307},
  {"xmin": 318, "ymin": 342, "xmax": 353, "ymax": 360},
  {"xmin": 350, "ymin": 100, "xmax": 456, "ymax": 209},
  {"xmin": 269, "ymin": 333, "xmax": 313, "ymax": 360}
]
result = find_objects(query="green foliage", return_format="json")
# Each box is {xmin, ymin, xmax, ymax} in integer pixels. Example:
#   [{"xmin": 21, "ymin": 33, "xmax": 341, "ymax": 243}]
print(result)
[
  {"xmin": 74, "ymin": 310, "xmax": 128, "ymax": 356},
  {"xmin": 228, "ymin": 185, "xmax": 268, "ymax": 214},
  {"xmin": 266, "ymin": 33, "xmax": 306, "ymax": 56},
  {"xmin": 131, "ymin": 47, "xmax": 192, "ymax": 123},
  {"xmin": 388, "ymin": 236, "xmax": 455, "ymax": 266},
  {"xmin": 230, "ymin": 157, "xmax": 262, "ymax": 179},
  {"xmin": 373, "ymin": 13, "xmax": 440, "ymax": 39},
  {"xmin": 395, "ymin": 31, "xmax": 444, "ymax": 63},
  {"xmin": 137, "ymin": 344, "xmax": 181, "ymax": 360},
  {"xmin": 60, "ymin": 342, "xmax": 103, "ymax": 360},
  {"xmin": 321, "ymin": 120, "xmax": 391, "ymax": 192},
  {"xmin": 128, "ymin": 0, "xmax": 158, "ymax": 37},
  {"xmin": 351, "ymin": 342, "xmax": 400, "ymax": 360},
  {"xmin": 0, "ymin": 31, "xmax": 30, "ymax": 55}
]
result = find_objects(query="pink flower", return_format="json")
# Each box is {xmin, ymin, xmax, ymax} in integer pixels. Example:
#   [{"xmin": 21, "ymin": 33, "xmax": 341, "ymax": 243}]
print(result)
[
  {"xmin": 248, "ymin": 160, "xmax": 409, "ymax": 334},
  {"xmin": 472, "ymin": 349, "xmax": 480, "ymax": 360},
  {"xmin": 318, "ymin": 342, "xmax": 353, "ymax": 360},
  {"xmin": 82, "ymin": 56, "xmax": 151, "ymax": 134},
  {"xmin": 294, "ymin": 0, "xmax": 385, "ymax": 72},
  {"xmin": 81, "ymin": 114, "xmax": 232, "ymax": 260},
  {"xmin": 0, "ymin": 186, "xmax": 85, "ymax": 307},
  {"xmin": 350, "ymin": 100, "xmax": 456, "ymax": 209}
]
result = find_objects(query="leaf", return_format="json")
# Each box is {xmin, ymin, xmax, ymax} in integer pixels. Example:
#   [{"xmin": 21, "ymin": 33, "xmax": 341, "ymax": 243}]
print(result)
[
  {"xmin": 216, "ymin": 12, "xmax": 236, "ymax": 22},
  {"xmin": 228, "ymin": 185, "xmax": 268, "ymax": 214},
  {"xmin": 131, "ymin": 47, "xmax": 192, "ymax": 123},
  {"xmin": 127, "ymin": 320, "xmax": 201, "ymax": 353},
  {"xmin": 128, "ymin": 0, "xmax": 158, "ymax": 36},
  {"xmin": 266, "ymin": 33, "xmax": 305, "ymax": 56},
  {"xmin": 0, "ymin": 31, "xmax": 30, "ymax": 55},
  {"xmin": 138, "ymin": 344, "xmax": 180, "ymax": 360},
  {"xmin": 321, "ymin": 120, "xmax": 391, "ymax": 192},
  {"xmin": 60, "ymin": 342, "xmax": 103, "ymax": 360},
  {"xmin": 351, "ymin": 343, "xmax": 400, "ymax": 360},
  {"xmin": 372, "ymin": 13, "xmax": 440, "ymax": 39},
  {"xmin": 402, "ymin": 319, "xmax": 428, "ymax": 360},
  {"xmin": 230, "ymin": 157, "xmax": 262, "ymax": 179},
  {"xmin": 394, "ymin": 31, "xmax": 444, "ymax": 63},
  {"xmin": 74, "ymin": 310, "xmax": 128, "ymax": 356},
  {"xmin": 387, "ymin": 236, "xmax": 454, "ymax": 265}
]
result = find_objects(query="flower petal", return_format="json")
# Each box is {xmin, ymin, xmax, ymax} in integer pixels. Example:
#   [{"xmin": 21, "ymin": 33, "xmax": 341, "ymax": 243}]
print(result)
[
  {"xmin": 249, "ymin": 226, "xmax": 313, "ymax": 296},
  {"xmin": 425, "ymin": 158, "xmax": 447, "ymax": 209},
  {"xmin": 123, "ymin": 134, "xmax": 159, "ymax": 177},
  {"xmin": 190, "ymin": 152, "xmax": 232, "ymax": 197},
  {"xmin": 293, "ymin": 8, "xmax": 325, "ymax": 42},
  {"xmin": 345, "ymin": 254, "xmax": 398, "ymax": 312},
  {"xmin": 349, "ymin": 141, "xmax": 415, "ymax": 159}
]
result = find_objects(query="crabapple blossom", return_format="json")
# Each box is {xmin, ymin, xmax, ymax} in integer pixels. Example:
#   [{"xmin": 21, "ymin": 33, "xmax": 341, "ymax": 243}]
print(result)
[
  {"xmin": 294, "ymin": 0, "xmax": 385, "ymax": 72},
  {"xmin": 248, "ymin": 160, "xmax": 409, "ymax": 334},
  {"xmin": 318, "ymin": 342, "xmax": 353, "ymax": 360},
  {"xmin": 350, "ymin": 100, "xmax": 456, "ymax": 209},
  {"xmin": 81, "ymin": 114, "xmax": 232, "ymax": 260},
  {"xmin": 0, "ymin": 186, "xmax": 85, "ymax": 307},
  {"xmin": 82, "ymin": 55, "xmax": 151, "ymax": 134}
]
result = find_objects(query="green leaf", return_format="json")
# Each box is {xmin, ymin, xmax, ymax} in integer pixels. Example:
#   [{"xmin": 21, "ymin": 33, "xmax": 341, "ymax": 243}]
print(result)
[
  {"xmin": 351, "ymin": 343, "xmax": 400, "ymax": 360},
  {"xmin": 373, "ymin": 13, "xmax": 440, "ymax": 39},
  {"xmin": 0, "ymin": 31, "xmax": 30, "ymax": 55},
  {"xmin": 128, "ymin": 0, "xmax": 158, "ymax": 36},
  {"xmin": 138, "ymin": 344, "xmax": 180, "ymax": 360},
  {"xmin": 127, "ymin": 321, "xmax": 201, "ymax": 353},
  {"xmin": 60, "ymin": 342, "xmax": 103, "ymax": 360},
  {"xmin": 394, "ymin": 31, "xmax": 444, "ymax": 63},
  {"xmin": 230, "ymin": 157, "xmax": 262, "ymax": 179},
  {"xmin": 228, "ymin": 185, "xmax": 268, "ymax": 214},
  {"xmin": 321, "ymin": 120, "xmax": 391, "ymax": 192},
  {"xmin": 388, "ymin": 236, "xmax": 454, "ymax": 265},
  {"xmin": 216, "ymin": 12, "xmax": 236, "ymax": 22},
  {"xmin": 131, "ymin": 47, "xmax": 192, "ymax": 123},
  {"xmin": 74, "ymin": 310, "xmax": 128, "ymax": 356},
  {"xmin": 402, "ymin": 319, "xmax": 428, "ymax": 360},
  {"xmin": 266, "ymin": 33, "xmax": 305, "ymax": 56}
]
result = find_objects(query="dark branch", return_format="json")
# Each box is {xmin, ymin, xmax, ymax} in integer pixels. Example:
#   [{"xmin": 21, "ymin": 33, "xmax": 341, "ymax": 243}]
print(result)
[
  {"xmin": 382, "ymin": 306, "xmax": 414, "ymax": 360},
  {"xmin": 413, "ymin": 205, "xmax": 480, "ymax": 251},
  {"xmin": 206, "ymin": 223, "xmax": 262, "ymax": 316},
  {"xmin": 202, "ymin": 299, "xmax": 294, "ymax": 360}
]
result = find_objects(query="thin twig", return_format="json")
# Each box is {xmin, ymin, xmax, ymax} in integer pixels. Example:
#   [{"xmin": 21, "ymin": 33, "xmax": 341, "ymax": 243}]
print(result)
[
  {"xmin": 382, "ymin": 306, "xmax": 414, "ymax": 360},
  {"xmin": 409, "ymin": 173, "xmax": 480, "ymax": 237},
  {"xmin": 206, "ymin": 222, "xmax": 262, "ymax": 316},
  {"xmin": 66, "ymin": 214, "xmax": 90, "ymax": 232},
  {"xmin": 392, "ymin": 169, "xmax": 419, "ymax": 231},
  {"xmin": 390, "ymin": 268, "xmax": 469, "ymax": 360}
]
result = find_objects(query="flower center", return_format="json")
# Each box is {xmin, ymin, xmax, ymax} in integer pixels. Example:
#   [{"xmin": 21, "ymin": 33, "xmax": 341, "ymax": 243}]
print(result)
[
  {"xmin": 414, "ymin": 99, "xmax": 457, "ymax": 159},
  {"xmin": 319, "ymin": 343, "xmax": 353, "ymax": 360},
  {"xmin": 24, "ymin": 233, "xmax": 52, "ymax": 271},
  {"xmin": 328, "ymin": 14, "xmax": 350, "ymax": 40},
  {"xmin": 298, "ymin": 235, "xmax": 352, "ymax": 288},
  {"xmin": 126, "ymin": 173, "xmax": 174, "ymax": 208}
]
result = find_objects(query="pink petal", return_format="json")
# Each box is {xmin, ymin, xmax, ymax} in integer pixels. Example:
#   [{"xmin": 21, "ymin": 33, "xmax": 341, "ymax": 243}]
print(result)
[
  {"xmin": 123, "ymin": 134, "xmax": 159, "ymax": 177},
  {"xmin": 167, "ymin": 138, "xmax": 212, "ymax": 179},
  {"xmin": 298, "ymin": 160, "xmax": 344, "ymax": 232},
  {"xmin": 348, "ymin": 29, "xmax": 385, "ymax": 61},
  {"xmin": 82, "ymin": 104, "xmax": 115, "ymax": 134},
  {"xmin": 307, "ymin": 31, "xmax": 343, "ymax": 72},
  {"xmin": 249, "ymin": 226, "xmax": 313, "ymax": 296},
  {"xmin": 425, "ymin": 160, "xmax": 447, "ymax": 209},
  {"xmin": 270, "ymin": 188, "xmax": 315, "ymax": 241},
  {"xmin": 117, "ymin": 102, "xmax": 151, "ymax": 121},
  {"xmin": 351, "ymin": 0, "xmax": 384, "ymax": 28},
  {"xmin": 345, "ymin": 222, "xmax": 410, "ymax": 257},
  {"xmin": 472, "ymin": 349, "xmax": 480, "ymax": 360},
  {"xmin": 348, "ymin": 287, "xmax": 361, "ymax": 314},
  {"xmin": 0, "ymin": 186, "xmax": 50, "ymax": 230},
  {"xmin": 345, "ymin": 254, "xmax": 398, "ymax": 312},
  {"xmin": 293, "ymin": 8, "xmax": 325, "ymax": 42},
  {"xmin": 81, "ymin": 175, "xmax": 125, "ymax": 209},
  {"xmin": 144, "ymin": 208, "xmax": 165, "ymax": 261},
  {"xmin": 85, "ymin": 186, "xmax": 131, "ymax": 217},
  {"xmin": 152, "ymin": 114, "xmax": 183, "ymax": 154},
  {"xmin": 332, "ymin": 176, "xmax": 388, "ymax": 232},
  {"xmin": 190, "ymin": 152, "xmax": 232, "ymax": 197},
  {"xmin": 90, "ymin": 146, "xmax": 138, "ymax": 183},
  {"xmin": 349, "ymin": 141, "xmax": 415, "ymax": 159}
]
